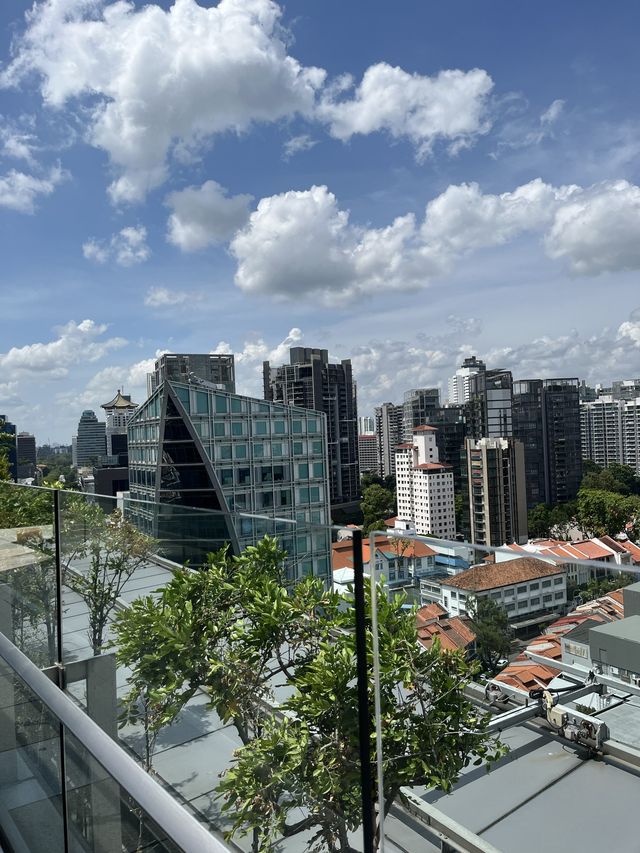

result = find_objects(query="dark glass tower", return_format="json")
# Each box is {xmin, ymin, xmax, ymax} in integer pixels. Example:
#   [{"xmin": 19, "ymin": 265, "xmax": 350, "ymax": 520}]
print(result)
[{"xmin": 263, "ymin": 347, "xmax": 358, "ymax": 507}]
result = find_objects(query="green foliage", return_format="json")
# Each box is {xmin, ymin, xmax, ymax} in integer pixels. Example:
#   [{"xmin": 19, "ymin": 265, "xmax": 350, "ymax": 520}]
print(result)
[
  {"xmin": 0, "ymin": 453, "xmax": 12, "ymax": 482},
  {"xmin": 528, "ymin": 503, "xmax": 552, "ymax": 538},
  {"xmin": 361, "ymin": 484, "xmax": 395, "ymax": 535},
  {"xmin": 469, "ymin": 597, "xmax": 512, "ymax": 674},
  {"xmin": 581, "ymin": 462, "xmax": 640, "ymax": 497},
  {"xmin": 576, "ymin": 489, "xmax": 640, "ymax": 538},
  {"xmin": 113, "ymin": 537, "xmax": 506, "ymax": 852},
  {"xmin": 0, "ymin": 481, "xmax": 54, "ymax": 528},
  {"xmin": 569, "ymin": 572, "xmax": 635, "ymax": 603}
]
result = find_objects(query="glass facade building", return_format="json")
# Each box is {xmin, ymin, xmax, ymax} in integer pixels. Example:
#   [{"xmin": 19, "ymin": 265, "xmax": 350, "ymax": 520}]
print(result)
[{"xmin": 127, "ymin": 379, "xmax": 331, "ymax": 580}]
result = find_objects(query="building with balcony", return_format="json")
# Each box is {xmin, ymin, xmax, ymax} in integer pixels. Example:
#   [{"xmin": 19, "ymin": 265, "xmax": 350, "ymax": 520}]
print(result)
[
  {"xmin": 447, "ymin": 355, "xmax": 486, "ymax": 405},
  {"xmin": 402, "ymin": 388, "xmax": 440, "ymax": 440},
  {"xmin": 357, "ymin": 432, "xmax": 380, "ymax": 477},
  {"xmin": 395, "ymin": 427, "xmax": 456, "ymax": 539},
  {"xmin": 465, "ymin": 436, "xmax": 527, "ymax": 546},
  {"xmin": 72, "ymin": 410, "xmax": 107, "ymax": 468},
  {"xmin": 375, "ymin": 401, "xmax": 404, "ymax": 478}
]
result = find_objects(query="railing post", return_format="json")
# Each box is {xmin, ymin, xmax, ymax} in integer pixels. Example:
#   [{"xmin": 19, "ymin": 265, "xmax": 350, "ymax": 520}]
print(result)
[
  {"xmin": 352, "ymin": 529, "xmax": 375, "ymax": 852},
  {"xmin": 53, "ymin": 487, "xmax": 71, "ymax": 853}
]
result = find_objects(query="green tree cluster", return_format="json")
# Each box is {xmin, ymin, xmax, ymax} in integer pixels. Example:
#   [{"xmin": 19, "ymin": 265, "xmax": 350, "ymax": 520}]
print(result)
[
  {"xmin": 113, "ymin": 537, "xmax": 505, "ymax": 852},
  {"xmin": 527, "ymin": 502, "xmax": 576, "ymax": 539},
  {"xmin": 576, "ymin": 489, "xmax": 640, "ymax": 539},
  {"xmin": 361, "ymin": 483, "xmax": 396, "ymax": 535}
]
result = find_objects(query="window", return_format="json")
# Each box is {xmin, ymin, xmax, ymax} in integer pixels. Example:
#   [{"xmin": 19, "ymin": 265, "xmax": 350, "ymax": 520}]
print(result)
[
  {"xmin": 219, "ymin": 468, "xmax": 233, "ymax": 486},
  {"xmin": 195, "ymin": 391, "xmax": 209, "ymax": 414},
  {"xmin": 254, "ymin": 442, "xmax": 265, "ymax": 459},
  {"xmin": 237, "ymin": 467, "xmax": 251, "ymax": 485},
  {"xmin": 234, "ymin": 444, "xmax": 247, "ymax": 459},
  {"xmin": 292, "ymin": 420, "xmax": 303, "ymax": 434},
  {"xmin": 255, "ymin": 420, "xmax": 268, "ymax": 436},
  {"xmin": 312, "ymin": 440, "xmax": 323, "ymax": 454},
  {"xmin": 272, "ymin": 442, "xmax": 283, "ymax": 458},
  {"xmin": 219, "ymin": 445, "xmax": 232, "ymax": 460},
  {"xmin": 232, "ymin": 422, "xmax": 244, "ymax": 436},
  {"xmin": 274, "ymin": 421, "xmax": 286, "ymax": 435},
  {"xmin": 529, "ymin": 582, "xmax": 539, "ymax": 591},
  {"xmin": 554, "ymin": 591, "xmax": 564, "ymax": 600},
  {"xmin": 543, "ymin": 594, "xmax": 553, "ymax": 603},
  {"xmin": 298, "ymin": 462, "xmax": 309, "ymax": 478},
  {"xmin": 542, "ymin": 580, "xmax": 552, "ymax": 588},
  {"xmin": 530, "ymin": 596, "xmax": 540, "ymax": 606},
  {"xmin": 231, "ymin": 397, "xmax": 243, "ymax": 414},
  {"xmin": 517, "ymin": 585, "xmax": 527, "ymax": 594},
  {"xmin": 554, "ymin": 576, "xmax": 563, "ymax": 585},
  {"xmin": 309, "ymin": 486, "xmax": 320, "ymax": 503},
  {"xmin": 293, "ymin": 441, "xmax": 304, "ymax": 455},
  {"xmin": 215, "ymin": 395, "xmax": 228, "ymax": 414},
  {"xmin": 308, "ymin": 418, "xmax": 318, "ymax": 433},
  {"xmin": 517, "ymin": 600, "xmax": 527, "ymax": 609},
  {"xmin": 313, "ymin": 461, "xmax": 324, "ymax": 478},
  {"xmin": 214, "ymin": 422, "xmax": 226, "ymax": 437}
]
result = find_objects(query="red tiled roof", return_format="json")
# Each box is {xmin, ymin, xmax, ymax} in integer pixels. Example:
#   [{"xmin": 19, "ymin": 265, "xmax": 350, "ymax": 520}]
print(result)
[
  {"xmin": 332, "ymin": 535, "xmax": 436, "ymax": 571},
  {"xmin": 417, "ymin": 616, "xmax": 475, "ymax": 653},
  {"xmin": 619, "ymin": 540, "xmax": 640, "ymax": 562},
  {"xmin": 571, "ymin": 540, "xmax": 615, "ymax": 560},
  {"xmin": 597, "ymin": 535, "xmax": 627, "ymax": 554},
  {"xmin": 415, "ymin": 462, "xmax": 451, "ymax": 470},
  {"xmin": 416, "ymin": 603, "xmax": 447, "ymax": 625},
  {"xmin": 414, "ymin": 425, "xmax": 438, "ymax": 432},
  {"xmin": 444, "ymin": 557, "xmax": 564, "ymax": 592},
  {"xmin": 395, "ymin": 443, "xmax": 414, "ymax": 450}
]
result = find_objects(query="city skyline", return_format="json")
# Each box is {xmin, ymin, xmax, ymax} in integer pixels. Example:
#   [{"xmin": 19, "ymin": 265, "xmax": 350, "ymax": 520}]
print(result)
[{"xmin": 2, "ymin": 1, "xmax": 640, "ymax": 442}]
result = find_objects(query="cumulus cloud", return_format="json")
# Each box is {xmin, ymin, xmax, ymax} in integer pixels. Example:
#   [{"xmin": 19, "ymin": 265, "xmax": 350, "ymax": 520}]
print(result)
[
  {"xmin": 318, "ymin": 64, "xmax": 493, "ymax": 158},
  {"xmin": 2, "ymin": 0, "xmax": 325, "ymax": 202},
  {"xmin": 83, "ymin": 226, "xmax": 150, "ymax": 266},
  {"xmin": 545, "ymin": 180, "xmax": 640, "ymax": 275},
  {"xmin": 166, "ymin": 180, "xmax": 253, "ymax": 251},
  {"xmin": 2, "ymin": 1, "xmax": 496, "ymax": 201},
  {"xmin": 229, "ymin": 178, "xmax": 640, "ymax": 302},
  {"xmin": 144, "ymin": 286, "xmax": 199, "ymax": 307},
  {"xmin": 0, "ymin": 164, "xmax": 64, "ymax": 212},
  {"xmin": 0, "ymin": 320, "xmax": 127, "ymax": 378},
  {"xmin": 214, "ymin": 328, "xmax": 303, "ymax": 397}
]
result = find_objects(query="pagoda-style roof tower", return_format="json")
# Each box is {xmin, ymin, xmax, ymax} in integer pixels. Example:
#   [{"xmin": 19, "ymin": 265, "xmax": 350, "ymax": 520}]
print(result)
[{"xmin": 101, "ymin": 390, "xmax": 138, "ymax": 410}]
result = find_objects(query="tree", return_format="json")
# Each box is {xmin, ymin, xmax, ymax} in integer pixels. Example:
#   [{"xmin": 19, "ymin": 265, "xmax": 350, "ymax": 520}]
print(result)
[
  {"xmin": 528, "ymin": 503, "xmax": 552, "ymax": 538},
  {"xmin": 361, "ymin": 484, "xmax": 395, "ymax": 534},
  {"xmin": 469, "ymin": 597, "xmax": 512, "ymax": 674},
  {"xmin": 113, "ymin": 537, "xmax": 505, "ymax": 852},
  {"xmin": 581, "ymin": 463, "xmax": 640, "ymax": 497},
  {"xmin": 67, "ymin": 505, "xmax": 156, "ymax": 655},
  {"xmin": 576, "ymin": 489, "xmax": 640, "ymax": 538}
]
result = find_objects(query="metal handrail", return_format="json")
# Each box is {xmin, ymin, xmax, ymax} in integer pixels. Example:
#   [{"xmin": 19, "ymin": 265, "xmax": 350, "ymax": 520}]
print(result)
[{"xmin": 0, "ymin": 630, "xmax": 230, "ymax": 853}]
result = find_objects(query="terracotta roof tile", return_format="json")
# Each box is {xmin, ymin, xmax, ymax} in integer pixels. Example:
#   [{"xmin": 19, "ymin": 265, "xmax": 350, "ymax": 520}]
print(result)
[
  {"xmin": 414, "ymin": 425, "xmax": 438, "ymax": 432},
  {"xmin": 444, "ymin": 557, "xmax": 564, "ymax": 592},
  {"xmin": 415, "ymin": 462, "xmax": 451, "ymax": 471}
]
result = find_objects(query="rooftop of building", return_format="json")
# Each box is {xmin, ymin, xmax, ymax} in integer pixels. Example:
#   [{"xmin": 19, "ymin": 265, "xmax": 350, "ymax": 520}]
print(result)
[
  {"xmin": 101, "ymin": 389, "xmax": 138, "ymax": 409},
  {"xmin": 417, "ymin": 615, "xmax": 476, "ymax": 653},
  {"xmin": 415, "ymin": 462, "xmax": 451, "ymax": 471},
  {"xmin": 590, "ymin": 613, "xmax": 640, "ymax": 643},
  {"xmin": 331, "ymin": 535, "xmax": 437, "ymax": 571},
  {"xmin": 444, "ymin": 557, "xmax": 563, "ymax": 592},
  {"xmin": 413, "ymin": 425, "xmax": 437, "ymax": 432}
]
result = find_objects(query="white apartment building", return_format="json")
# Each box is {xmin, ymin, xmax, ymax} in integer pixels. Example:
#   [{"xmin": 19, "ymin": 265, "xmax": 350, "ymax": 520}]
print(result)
[
  {"xmin": 419, "ymin": 557, "xmax": 567, "ymax": 621},
  {"xmin": 447, "ymin": 356, "xmax": 486, "ymax": 405},
  {"xmin": 395, "ymin": 426, "xmax": 456, "ymax": 539},
  {"xmin": 581, "ymin": 396, "xmax": 640, "ymax": 475}
]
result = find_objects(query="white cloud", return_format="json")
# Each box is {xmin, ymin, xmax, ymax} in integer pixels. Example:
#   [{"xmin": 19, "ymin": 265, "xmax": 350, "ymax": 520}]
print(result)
[
  {"xmin": 0, "ymin": 116, "xmax": 37, "ymax": 163},
  {"xmin": 540, "ymin": 98, "xmax": 565, "ymax": 126},
  {"xmin": 2, "ymin": 0, "xmax": 325, "ymax": 202},
  {"xmin": 0, "ymin": 165, "xmax": 64, "ymax": 212},
  {"xmin": 144, "ymin": 287, "xmax": 197, "ymax": 307},
  {"xmin": 283, "ymin": 133, "xmax": 318, "ymax": 159},
  {"xmin": 2, "ymin": 1, "xmax": 497, "ymax": 201},
  {"xmin": 230, "ymin": 178, "xmax": 640, "ymax": 302},
  {"xmin": 318, "ymin": 63, "xmax": 494, "ymax": 158},
  {"xmin": 0, "ymin": 320, "xmax": 127, "ymax": 378},
  {"xmin": 213, "ymin": 328, "xmax": 303, "ymax": 397},
  {"xmin": 545, "ymin": 180, "xmax": 640, "ymax": 275},
  {"xmin": 83, "ymin": 226, "xmax": 150, "ymax": 266},
  {"xmin": 166, "ymin": 180, "xmax": 253, "ymax": 251}
]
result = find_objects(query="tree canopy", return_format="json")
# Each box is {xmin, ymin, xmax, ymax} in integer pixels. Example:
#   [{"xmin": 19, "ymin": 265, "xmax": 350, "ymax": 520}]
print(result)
[
  {"xmin": 113, "ymin": 537, "xmax": 505, "ymax": 852},
  {"xmin": 361, "ymin": 483, "xmax": 396, "ymax": 535},
  {"xmin": 469, "ymin": 597, "xmax": 512, "ymax": 674},
  {"xmin": 576, "ymin": 488, "xmax": 640, "ymax": 539}
]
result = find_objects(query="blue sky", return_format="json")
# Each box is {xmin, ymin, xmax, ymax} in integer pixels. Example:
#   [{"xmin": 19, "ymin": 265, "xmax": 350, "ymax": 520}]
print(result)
[{"xmin": 1, "ymin": 0, "xmax": 640, "ymax": 443}]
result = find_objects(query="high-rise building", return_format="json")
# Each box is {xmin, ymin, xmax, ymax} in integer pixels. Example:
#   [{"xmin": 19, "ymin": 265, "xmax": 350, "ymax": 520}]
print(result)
[
  {"xmin": 395, "ymin": 426, "xmax": 456, "ymax": 539},
  {"xmin": 448, "ymin": 356, "xmax": 486, "ymax": 405},
  {"xmin": 147, "ymin": 353, "xmax": 236, "ymax": 396},
  {"xmin": 358, "ymin": 416, "xmax": 374, "ymax": 434},
  {"xmin": 539, "ymin": 378, "xmax": 582, "ymax": 505},
  {"xmin": 375, "ymin": 402, "xmax": 404, "ymax": 478},
  {"xmin": 465, "ymin": 369, "xmax": 513, "ymax": 439},
  {"xmin": 423, "ymin": 405, "xmax": 467, "ymax": 494},
  {"xmin": 512, "ymin": 380, "xmax": 545, "ymax": 509},
  {"xmin": 581, "ymin": 396, "xmax": 640, "ymax": 476},
  {"xmin": 402, "ymin": 388, "xmax": 440, "ymax": 440},
  {"xmin": 16, "ymin": 432, "xmax": 37, "ymax": 479},
  {"xmin": 72, "ymin": 411, "xmax": 106, "ymax": 468},
  {"xmin": 464, "ymin": 437, "xmax": 528, "ymax": 546},
  {"xmin": 0, "ymin": 415, "xmax": 17, "ymax": 480},
  {"xmin": 263, "ymin": 347, "xmax": 359, "ymax": 507},
  {"xmin": 128, "ymin": 363, "xmax": 331, "ymax": 579},
  {"xmin": 102, "ymin": 390, "xmax": 138, "ymax": 465},
  {"xmin": 358, "ymin": 433, "xmax": 380, "ymax": 477},
  {"xmin": 611, "ymin": 379, "xmax": 640, "ymax": 401}
]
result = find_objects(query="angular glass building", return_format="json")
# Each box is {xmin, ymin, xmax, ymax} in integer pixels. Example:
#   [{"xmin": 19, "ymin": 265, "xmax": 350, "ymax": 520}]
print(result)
[{"xmin": 127, "ymin": 377, "xmax": 331, "ymax": 581}]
